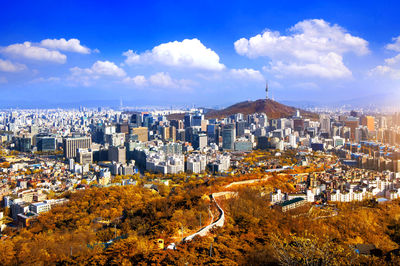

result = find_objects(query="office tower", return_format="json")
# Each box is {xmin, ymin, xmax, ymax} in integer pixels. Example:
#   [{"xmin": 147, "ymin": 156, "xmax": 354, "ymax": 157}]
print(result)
[
  {"xmin": 161, "ymin": 126, "xmax": 170, "ymax": 141},
  {"xmin": 108, "ymin": 146, "xmax": 126, "ymax": 164},
  {"xmin": 258, "ymin": 113, "xmax": 268, "ymax": 127},
  {"xmin": 176, "ymin": 129, "xmax": 185, "ymax": 141},
  {"xmin": 91, "ymin": 124, "xmax": 105, "ymax": 144},
  {"xmin": 293, "ymin": 118, "xmax": 304, "ymax": 132},
  {"xmin": 193, "ymin": 133, "xmax": 207, "ymax": 150},
  {"xmin": 130, "ymin": 127, "xmax": 148, "ymax": 142},
  {"xmin": 130, "ymin": 112, "xmax": 142, "ymax": 128},
  {"xmin": 344, "ymin": 118, "xmax": 359, "ymax": 141},
  {"xmin": 222, "ymin": 124, "xmax": 236, "ymax": 150},
  {"xmin": 105, "ymin": 133, "xmax": 125, "ymax": 147},
  {"xmin": 77, "ymin": 148, "xmax": 93, "ymax": 165},
  {"xmin": 116, "ymin": 123, "xmax": 129, "ymax": 134},
  {"xmin": 236, "ymin": 121, "xmax": 247, "ymax": 137},
  {"xmin": 320, "ymin": 115, "xmax": 331, "ymax": 134},
  {"xmin": 169, "ymin": 126, "xmax": 176, "ymax": 142},
  {"xmin": 16, "ymin": 136, "xmax": 32, "ymax": 152},
  {"xmin": 170, "ymin": 119, "xmax": 184, "ymax": 130},
  {"xmin": 361, "ymin": 116, "xmax": 375, "ymax": 132},
  {"xmin": 201, "ymin": 120, "xmax": 208, "ymax": 132},
  {"xmin": 36, "ymin": 134, "xmax": 56, "ymax": 152},
  {"xmin": 192, "ymin": 113, "xmax": 204, "ymax": 126},
  {"xmin": 207, "ymin": 124, "xmax": 217, "ymax": 144},
  {"xmin": 63, "ymin": 136, "xmax": 92, "ymax": 159},
  {"xmin": 142, "ymin": 113, "xmax": 154, "ymax": 128},
  {"xmin": 184, "ymin": 113, "xmax": 192, "ymax": 128}
]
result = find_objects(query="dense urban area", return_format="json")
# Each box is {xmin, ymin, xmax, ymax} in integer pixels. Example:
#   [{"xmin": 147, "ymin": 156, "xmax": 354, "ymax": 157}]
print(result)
[{"xmin": 1, "ymin": 100, "xmax": 400, "ymax": 265}]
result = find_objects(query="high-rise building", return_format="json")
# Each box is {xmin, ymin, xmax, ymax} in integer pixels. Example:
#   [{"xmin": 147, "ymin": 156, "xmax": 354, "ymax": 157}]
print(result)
[
  {"xmin": 193, "ymin": 133, "xmax": 207, "ymax": 150},
  {"xmin": 185, "ymin": 126, "xmax": 201, "ymax": 143},
  {"xmin": 130, "ymin": 127, "xmax": 148, "ymax": 142},
  {"xmin": 320, "ymin": 115, "xmax": 331, "ymax": 134},
  {"xmin": 105, "ymin": 133, "xmax": 125, "ymax": 147},
  {"xmin": 176, "ymin": 129, "xmax": 185, "ymax": 142},
  {"xmin": 222, "ymin": 124, "xmax": 236, "ymax": 150},
  {"xmin": 108, "ymin": 146, "xmax": 126, "ymax": 164},
  {"xmin": 184, "ymin": 114, "xmax": 192, "ymax": 128},
  {"xmin": 169, "ymin": 126, "xmax": 176, "ymax": 142},
  {"xmin": 63, "ymin": 136, "xmax": 92, "ymax": 159},
  {"xmin": 16, "ymin": 136, "xmax": 32, "ymax": 152},
  {"xmin": 130, "ymin": 113, "xmax": 142, "ymax": 128},
  {"xmin": 116, "ymin": 123, "xmax": 129, "ymax": 134},
  {"xmin": 236, "ymin": 121, "xmax": 247, "ymax": 137},
  {"xmin": 361, "ymin": 116, "xmax": 375, "ymax": 132},
  {"xmin": 207, "ymin": 124, "xmax": 217, "ymax": 144},
  {"xmin": 77, "ymin": 148, "xmax": 93, "ymax": 165},
  {"xmin": 192, "ymin": 113, "xmax": 204, "ymax": 127},
  {"xmin": 161, "ymin": 126, "xmax": 170, "ymax": 141},
  {"xmin": 170, "ymin": 119, "xmax": 184, "ymax": 130},
  {"xmin": 344, "ymin": 118, "xmax": 359, "ymax": 141},
  {"xmin": 36, "ymin": 134, "xmax": 56, "ymax": 152}
]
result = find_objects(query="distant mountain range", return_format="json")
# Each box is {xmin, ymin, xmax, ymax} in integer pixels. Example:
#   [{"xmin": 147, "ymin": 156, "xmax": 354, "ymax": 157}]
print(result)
[{"xmin": 204, "ymin": 99, "xmax": 319, "ymax": 120}]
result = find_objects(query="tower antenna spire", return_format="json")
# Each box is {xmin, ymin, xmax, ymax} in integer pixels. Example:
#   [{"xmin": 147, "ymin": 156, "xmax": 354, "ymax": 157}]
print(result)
[{"xmin": 265, "ymin": 81, "xmax": 269, "ymax": 100}]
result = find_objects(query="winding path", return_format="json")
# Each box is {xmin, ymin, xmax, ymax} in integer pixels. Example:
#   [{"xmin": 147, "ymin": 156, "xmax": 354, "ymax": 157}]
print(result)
[{"xmin": 166, "ymin": 166, "xmax": 298, "ymax": 249}]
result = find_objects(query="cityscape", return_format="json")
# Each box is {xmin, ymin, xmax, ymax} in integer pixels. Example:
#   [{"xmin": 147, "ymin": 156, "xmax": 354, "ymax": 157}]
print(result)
[{"xmin": 1, "ymin": 1, "xmax": 400, "ymax": 265}]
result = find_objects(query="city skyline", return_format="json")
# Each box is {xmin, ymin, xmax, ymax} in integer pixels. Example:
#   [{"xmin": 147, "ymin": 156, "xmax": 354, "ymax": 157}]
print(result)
[{"xmin": 1, "ymin": 1, "xmax": 400, "ymax": 108}]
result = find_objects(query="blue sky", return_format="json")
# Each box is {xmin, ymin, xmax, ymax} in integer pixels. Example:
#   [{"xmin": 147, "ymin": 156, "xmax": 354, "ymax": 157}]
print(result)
[{"xmin": 1, "ymin": 0, "xmax": 400, "ymax": 108}]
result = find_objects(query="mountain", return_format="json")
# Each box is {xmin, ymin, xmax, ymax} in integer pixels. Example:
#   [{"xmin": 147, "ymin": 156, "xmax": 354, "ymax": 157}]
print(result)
[{"xmin": 204, "ymin": 99, "xmax": 319, "ymax": 120}]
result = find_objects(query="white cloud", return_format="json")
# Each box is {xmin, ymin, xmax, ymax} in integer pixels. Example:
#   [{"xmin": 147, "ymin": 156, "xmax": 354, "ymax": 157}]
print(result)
[
  {"xmin": 69, "ymin": 60, "xmax": 126, "ymax": 86},
  {"xmin": 123, "ymin": 38, "xmax": 225, "ymax": 71},
  {"xmin": 370, "ymin": 62, "xmax": 400, "ymax": 79},
  {"xmin": 269, "ymin": 53, "xmax": 351, "ymax": 79},
  {"xmin": 122, "ymin": 75, "xmax": 147, "ymax": 87},
  {"xmin": 0, "ymin": 59, "xmax": 26, "ymax": 72},
  {"xmin": 30, "ymin": 77, "xmax": 61, "ymax": 83},
  {"xmin": 370, "ymin": 36, "xmax": 400, "ymax": 79},
  {"xmin": 149, "ymin": 72, "xmax": 177, "ymax": 87},
  {"xmin": 123, "ymin": 72, "xmax": 194, "ymax": 90},
  {"xmin": 234, "ymin": 19, "xmax": 368, "ymax": 79},
  {"xmin": 71, "ymin": 60, "xmax": 126, "ymax": 77},
  {"xmin": 230, "ymin": 68, "xmax": 264, "ymax": 81},
  {"xmin": 1, "ymin": 42, "xmax": 66, "ymax": 63},
  {"xmin": 386, "ymin": 36, "xmax": 400, "ymax": 52},
  {"xmin": 40, "ymin": 38, "xmax": 91, "ymax": 54}
]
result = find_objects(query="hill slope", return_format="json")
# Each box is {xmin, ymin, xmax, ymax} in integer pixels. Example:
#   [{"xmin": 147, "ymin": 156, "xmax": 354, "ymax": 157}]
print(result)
[{"xmin": 205, "ymin": 99, "xmax": 318, "ymax": 120}]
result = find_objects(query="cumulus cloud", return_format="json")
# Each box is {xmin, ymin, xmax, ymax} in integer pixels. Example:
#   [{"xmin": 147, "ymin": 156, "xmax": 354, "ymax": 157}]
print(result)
[
  {"xmin": 123, "ymin": 72, "xmax": 194, "ymax": 90},
  {"xmin": 123, "ymin": 38, "xmax": 225, "ymax": 71},
  {"xmin": 71, "ymin": 60, "xmax": 126, "ymax": 77},
  {"xmin": 69, "ymin": 60, "xmax": 126, "ymax": 86},
  {"xmin": 234, "ymin": 19, "xmax": 368, "ymax": 78},
  {"xmin": 269, "ymin": 53, "xmax": 351, "ymax": 79},
  {"xmin": 40, "ymin": 38, "xmax": 91, "ymax": 54},
  {"xmin": 0, "ymin": 59, "xmax": 26, "ymax": 72},
  {"xmin": 122, "ymin": 75, "xmax": 147, "ymax": 87},
  {"xmin": 230, "ymin": 68, "xmax": 264, "ymax": 81},
  {"xmin": 386, "ymin": 36, "xmax": 400, "ymax": 52},
  {"xmin": 1, "ymin": 42, "xmax": 67, "ymax": 63},
  {"xmin": 370, "ymin": 36, "xmax": 400, "ymax": 79}
]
